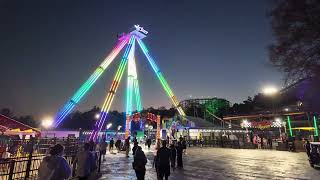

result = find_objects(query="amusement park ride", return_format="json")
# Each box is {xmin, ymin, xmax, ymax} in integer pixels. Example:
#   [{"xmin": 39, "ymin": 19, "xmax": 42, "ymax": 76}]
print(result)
[{"xmin": 53, "ymin": 25, "xmax": 186, "ymax": 141}]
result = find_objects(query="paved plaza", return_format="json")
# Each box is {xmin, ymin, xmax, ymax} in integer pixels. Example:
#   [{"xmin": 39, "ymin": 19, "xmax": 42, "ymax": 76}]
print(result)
[{"xmin": 99, "ymin": 147, "xmax": 320, "ymax": 180}]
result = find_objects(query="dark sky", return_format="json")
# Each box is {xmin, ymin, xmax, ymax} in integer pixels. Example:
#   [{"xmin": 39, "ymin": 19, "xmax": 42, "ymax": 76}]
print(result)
[{"xmin": 0, "ymin": 0, "xmax": 282, "ymax": 119}]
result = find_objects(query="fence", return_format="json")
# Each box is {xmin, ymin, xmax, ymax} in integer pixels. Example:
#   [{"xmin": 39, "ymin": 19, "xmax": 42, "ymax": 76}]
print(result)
[
  {"xmin": 188, "ymin": 139, "xmax": 256, "ymax": 149},
  {"xmin": 0, "ymin": 152, "xmax": 101, "ymax": 180},
  {"xmin": 0, "ymin": 137, "xmax": 101, "ymax": 180}
]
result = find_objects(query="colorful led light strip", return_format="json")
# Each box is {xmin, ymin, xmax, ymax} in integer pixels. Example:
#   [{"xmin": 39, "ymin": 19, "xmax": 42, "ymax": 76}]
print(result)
[
  {"xmin": 125, "ymin": 43, "xmax": 144, "ymax": 136},
  {"xmin": 90, "ymin": 36, "xmax": 135, "ymax": 140},
  {"xmin": 314, "ymin": 115, "xmax": 318, "ymax": 136},
  {"xmin": 54, "ymin": 37, "xmax": 129, "ymax": 127},
  {"xmin": 126, "ymin": 40, "xmax": 136, "ymax": 116},
  {"xmin": 134, "ymin": 79, "xmax": 142, "ymax": 111},
  {"xmin": 287, "ymin": 116, "xmax": 293, "ymax": 137},
  {"xmin": 136, "ymin": 38, "xmax": 186, "ymax": 116}
]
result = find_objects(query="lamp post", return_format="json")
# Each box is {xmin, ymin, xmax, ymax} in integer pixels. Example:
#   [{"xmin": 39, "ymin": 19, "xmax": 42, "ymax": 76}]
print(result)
[
  {"xmin": 145, "ymin": 124, "xmax": 149, "ymax": 138},
  {"xmin": 106, "ymin": 123, "xmax": 112, "ymax": 130},
  {"xmin": 117, "ymin": 125, "xmax": 122, "ymax": 131}
]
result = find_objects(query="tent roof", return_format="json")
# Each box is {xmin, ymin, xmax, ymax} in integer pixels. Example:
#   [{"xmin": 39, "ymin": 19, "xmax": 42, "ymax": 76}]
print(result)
[{"xmin": 0, "ymin": 114, "xmax": 40, "ymax": 134}]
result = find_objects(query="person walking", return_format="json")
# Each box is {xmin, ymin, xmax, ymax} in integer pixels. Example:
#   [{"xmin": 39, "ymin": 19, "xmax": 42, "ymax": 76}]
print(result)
[
  {"xmin": 268, "ymin": 138, "xmax": 273, "ymax": 149},
  {"xmin": 169, "ymin": 143, "xmax": 177, "ymax": 170},
  {"xmin": 147, "ymin": 138, "xmax": 152, "ymax": 151},
  {"xmin": 156, "ymin": 140, "xmax": 171, "ymax": 180},
  {"xmin": 115, "ymin": 139, "xmax": 121, "ymax": 153},
  {"xmin": 176, "ymin": 141, "xmax": 183, "ymax": 168},
  {"xmin": 99, "ymin": 138, "xmax": 107, "ymax": 161},
  {"xmin": 38, "ymin": 144, "xmax": 71, "ymax": 180},
  {"xmin": 133, "ymin": 146, "xmax": 147, "ymax": 180},
  {"xmin": 182, "ymin": 138, "xmax": 187, "ymax": 154},
  {"xmin": 153, "ymin": 139, "xmax": 161, "ymax": 177},
  {"xmin": 132, "ymin": 141, "xmax": 139, "ymax": 156},
  {"xmin": 109, "ymin": 138, "xmax": 114, "ymax": 153},
  {"xmin": 125, "ymin": 136, "xmax": 130, "ymax": 157},
  {"xmin": 257, "ymin": 136, "xmax": 262, "ymax": 149},
  {"xmin": 74, "ymin": 143, "xmax": 96, "ymax": 180}
]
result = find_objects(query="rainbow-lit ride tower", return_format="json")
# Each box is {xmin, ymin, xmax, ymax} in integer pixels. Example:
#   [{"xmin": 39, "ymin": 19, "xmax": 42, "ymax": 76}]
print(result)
[{"xmin": 53, "ymin": 25, "xmax": 185, "ymax": 141}]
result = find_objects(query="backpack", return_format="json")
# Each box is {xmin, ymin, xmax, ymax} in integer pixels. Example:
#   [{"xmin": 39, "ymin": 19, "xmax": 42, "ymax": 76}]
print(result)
[{"xmin": 38, "ymin": 157, "xmax": 60, "ymax": 180}]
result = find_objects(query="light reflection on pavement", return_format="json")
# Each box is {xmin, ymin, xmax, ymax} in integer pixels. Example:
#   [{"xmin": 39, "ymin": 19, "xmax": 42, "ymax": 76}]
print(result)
[{"xmin": 99, "ymin": 147, "xmax": 320, "ymax": 180}]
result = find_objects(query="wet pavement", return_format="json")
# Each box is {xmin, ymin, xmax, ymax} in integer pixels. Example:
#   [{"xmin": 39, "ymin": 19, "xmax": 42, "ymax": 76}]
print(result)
[{"xmin": 99, "ymin": 147, "xmax": 320, "ymax": 180}]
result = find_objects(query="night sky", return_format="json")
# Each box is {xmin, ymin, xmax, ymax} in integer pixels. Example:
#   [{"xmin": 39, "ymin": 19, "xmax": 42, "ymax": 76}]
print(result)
[{"xmin": 0, "ymin": 0, "xmax": 281, "ymax": 119}]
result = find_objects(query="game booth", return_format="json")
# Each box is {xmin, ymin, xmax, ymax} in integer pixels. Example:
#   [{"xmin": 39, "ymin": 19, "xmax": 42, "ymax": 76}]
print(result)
[
  {"xmin": 223, "ymin": 112, "xmax": 319, "ymax": 151},
  {"xmin": 0, "ymin": 114, "xmax": 41, "ymax": 158}
]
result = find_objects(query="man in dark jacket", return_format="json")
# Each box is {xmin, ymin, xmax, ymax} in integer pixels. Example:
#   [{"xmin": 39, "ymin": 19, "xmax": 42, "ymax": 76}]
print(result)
[
  {"xmin": 157, "ymin": 140, "xmax": 171, "ymax": 180},
  {"xmin": 147, "ymin": 138, "xmax": 152, "ymax": 150},
  {"xmin": 169, "ymin": 143, "xmax": 177, "ymax": 170},
  {"xmin": 176, "ymin": 141, "xmax": 183, "ymax": 168},
  {"xmin": 132, "ymin": 141, "xmax": 139, "ymax": 156},
  {"xmin": 109, "ymin": 138, "xmax": 114, "ymax": 152},
  {"xmin": 133, "ymin": 146, "xmax": 147, "ymax": 180}
]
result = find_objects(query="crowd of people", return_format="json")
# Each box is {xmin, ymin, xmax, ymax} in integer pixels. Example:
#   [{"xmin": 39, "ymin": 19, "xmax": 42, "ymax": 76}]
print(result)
[
  {"xmin": 38, "ymin": 141, "xmax": 99, "ymax": 180},
  {"xmin": 37, "ymin": 136, "xmax": 187, "ymax": 180},
  {"xmin": 252, "ymin": 135, "xmax": 273, "ymax": 149},
  {"xmin": 132, "ymin": 137, "xmax": 186, "ymax": 180}
]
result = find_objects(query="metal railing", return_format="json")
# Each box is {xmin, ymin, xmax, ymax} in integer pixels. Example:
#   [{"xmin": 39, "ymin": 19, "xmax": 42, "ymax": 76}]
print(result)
[
  {"xmin": 0, "ymin": 138, "xmax": 101, "ymax": 180},
  {"xmin": 187, "ymin": 139, "xmax": 256, "ymax": 149},
  {"xmin": 0, "ymin": 152, "xmax": 101, "ymax": 180}
]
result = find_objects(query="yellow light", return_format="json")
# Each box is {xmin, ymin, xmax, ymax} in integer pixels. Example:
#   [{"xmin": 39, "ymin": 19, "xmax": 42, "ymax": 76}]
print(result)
[
  {"xmin": 262, "ymin": 86, "xmax": 278, "ymax": 96},
  {"xmin": 42, "ymin": 117, "xmax": 53, "ymax": 129},
  {"xmin": 291, "ymin": 127, "xmax": 315, "ymax": 131}
]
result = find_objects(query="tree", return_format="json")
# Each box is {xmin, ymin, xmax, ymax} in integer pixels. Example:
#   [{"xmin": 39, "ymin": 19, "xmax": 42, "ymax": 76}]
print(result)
[
  {"xmin": 0, "ymin": 108, "xmax": 13, "ymax": 117},
  {"xmin": 269, "ymin": 0, "xmax": 320, "ymax": 84},
  {"xmin": 16, "ymin": 115, "xmax": 39, "ymax": 127}
]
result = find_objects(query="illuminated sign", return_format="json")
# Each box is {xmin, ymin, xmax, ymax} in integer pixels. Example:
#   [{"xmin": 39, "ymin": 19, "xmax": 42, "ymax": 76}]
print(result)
[{"xmin": 134, "ymin": 24, "xmax": 148, "ymax": 34}]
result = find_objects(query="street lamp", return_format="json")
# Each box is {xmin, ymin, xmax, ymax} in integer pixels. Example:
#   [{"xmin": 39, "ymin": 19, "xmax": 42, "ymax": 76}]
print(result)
[
  {"xmin": 42, "ymin": 117, "xmax": 53, "ymax": 129},
  {"xmin": 95, "ymin": 113, "xmax": 100, "ymax": 120},
  {"xmin": 106, "ymin": 123, "xmax": 112, "ymax": 130},
  {"xmin": 262, "ymin": 86, "xmax": 278, "ymax": 96},
  {"xmin": 41, "ymin": 117, "xmax": 53, "ymax": 138},
  {"xmin": 117, "ymin": 125, "xmax": 122, "ymax": 131},
  {"xmin": 262, "ymin": 85, "xmax": 278, "ymax": 114}
]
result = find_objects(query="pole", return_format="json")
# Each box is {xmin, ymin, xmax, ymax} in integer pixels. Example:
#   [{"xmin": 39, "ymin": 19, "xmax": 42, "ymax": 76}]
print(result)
[
  {"xmin": 25, "ymin": 139, "xmax": 34, "ymax": 180},
  {"xmin": 125, "ymin": 115, "xmax": 131, "ymax": 139},
  {"xmin": 313, "ymin": 115, "xmax": 318, "ymax": 141},
  {"xmin": 287, "ymin": 116, "xmax": 293, "ymax": 137},
  {"xmin": 156, "ymin": 115, "xmax": 161, "ymax": 141}
]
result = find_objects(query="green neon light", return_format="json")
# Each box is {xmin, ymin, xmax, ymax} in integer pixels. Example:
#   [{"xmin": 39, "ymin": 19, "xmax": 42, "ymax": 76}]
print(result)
[
  {"xmin": 287, "ymin": 116, "xmax": 293, "ymax": 137},
  {"xmin": 72, "ymin": 71, "xmax": 100, "ymax": 102},
  {"xmin": 134, "ymin": 79, "xmax": 142, "ymax": 111},
  {"xmin": 314, "ymin": 116, "xmax": 318, "ymax": 136},
  {"xmin": 137, "ymin": 38, "xmax": 186, "ymax": 116},
  {"xmin": 157, "ymin": 74, "xmax": 174, "ymax": 97}
]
